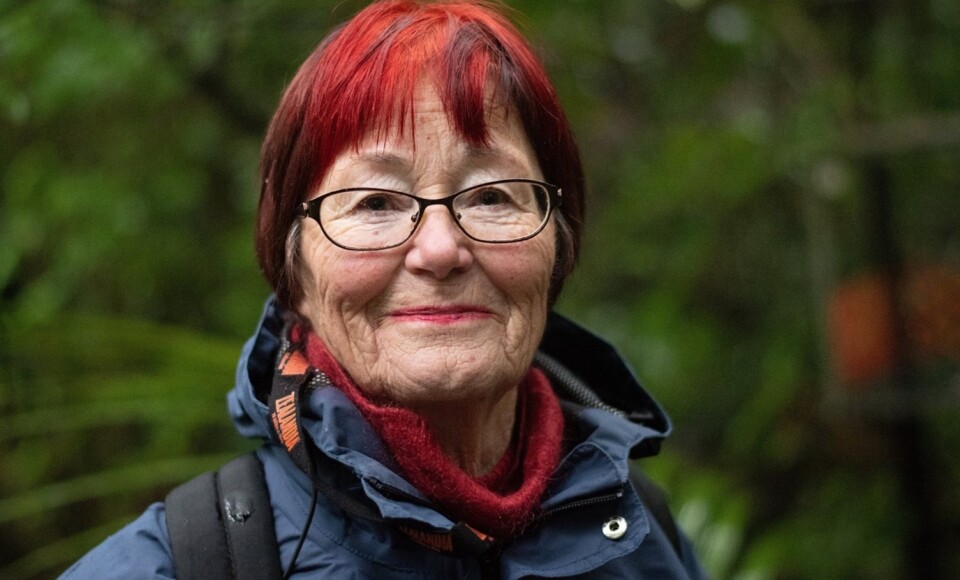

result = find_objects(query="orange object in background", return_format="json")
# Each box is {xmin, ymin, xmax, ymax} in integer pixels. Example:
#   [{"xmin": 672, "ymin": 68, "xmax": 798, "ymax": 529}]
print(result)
[
  {"xmin": 828, "ymin": 265, "xmax": 960, "ymax": 388},
  {"xmin": 903, "ymin": 265, "xmax": 960, "ymax": 362},
  {"xmin": 828, "ymin": 274, "xmax": 899, "ymax": 387}
]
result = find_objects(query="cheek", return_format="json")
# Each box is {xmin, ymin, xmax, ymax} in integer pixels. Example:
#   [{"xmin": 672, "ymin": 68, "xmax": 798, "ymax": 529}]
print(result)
[
  {"xmin": 297, "ymin": 227, "xmax": 396, "ymax": 324},
  {"xmin": 483, "ymin": 235, "xmax": 556, "ymax": 307}
]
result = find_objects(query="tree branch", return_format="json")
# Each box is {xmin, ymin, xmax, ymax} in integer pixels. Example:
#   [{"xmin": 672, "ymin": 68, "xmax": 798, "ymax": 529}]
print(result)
[{"xmin": 841, "ymin": 113, "xmax": 960, "ymax": 158}]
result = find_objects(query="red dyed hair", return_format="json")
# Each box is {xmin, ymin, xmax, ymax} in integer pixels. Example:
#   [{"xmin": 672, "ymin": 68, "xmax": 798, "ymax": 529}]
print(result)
[{"xmin": 256, "ymin": 0, "xmax": 585, "ymax": 308}]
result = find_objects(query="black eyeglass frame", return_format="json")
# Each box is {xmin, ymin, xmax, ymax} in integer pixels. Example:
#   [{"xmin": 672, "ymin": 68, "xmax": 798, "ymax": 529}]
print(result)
[{"xmin": 299, "ymin": 178, "xmax": 563, "ymax": 251}]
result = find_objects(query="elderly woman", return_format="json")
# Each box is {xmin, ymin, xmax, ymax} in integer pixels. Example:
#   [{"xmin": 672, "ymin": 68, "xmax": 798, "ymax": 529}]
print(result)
[{"xmin": 63, "ymin": 1, "xmax": 705, "ymax": 578}]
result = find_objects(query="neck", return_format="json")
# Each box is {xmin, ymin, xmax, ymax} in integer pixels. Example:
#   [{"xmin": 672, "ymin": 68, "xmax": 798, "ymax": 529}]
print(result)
[{"xmin": 407, "ymin": 388, "xmax": 518, "ymax": 477}]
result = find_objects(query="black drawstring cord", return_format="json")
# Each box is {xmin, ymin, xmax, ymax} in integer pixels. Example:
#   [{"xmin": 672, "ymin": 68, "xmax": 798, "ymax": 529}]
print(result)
[{"xmin": 283, "ymin": 485, "xmax": 319, "ymax": 579}]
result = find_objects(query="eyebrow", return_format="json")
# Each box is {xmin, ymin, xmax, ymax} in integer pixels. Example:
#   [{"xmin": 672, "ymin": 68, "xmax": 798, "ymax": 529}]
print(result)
[
  {"xmin": 464, "ymin": 145, "xmax": 521, "ymax": 163},
  {"xmin": 354, "ymin": 151, "xmax": 412, "ymax": 170}
]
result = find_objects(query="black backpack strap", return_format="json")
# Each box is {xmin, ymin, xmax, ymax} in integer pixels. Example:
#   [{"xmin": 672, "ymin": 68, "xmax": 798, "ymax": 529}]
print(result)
[
  {"xmin": 165, "ymin": 452, "xmax": 283, "ymax": 580},
  {"xmin": 629, "ymin": 469, "xmax": 684, "ymax": 561}
]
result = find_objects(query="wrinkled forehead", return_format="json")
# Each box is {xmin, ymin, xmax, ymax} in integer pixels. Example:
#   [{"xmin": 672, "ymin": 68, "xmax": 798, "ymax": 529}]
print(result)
[{"xmin": 350, "ymin": 76, "xmax": 520, "ymax": 153}]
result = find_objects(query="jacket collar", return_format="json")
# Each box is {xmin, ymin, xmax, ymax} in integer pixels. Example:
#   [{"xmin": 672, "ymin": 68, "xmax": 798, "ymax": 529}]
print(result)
[{"xmin": 540, "ymin": 311, "xmax": 672, "ymax": 455}]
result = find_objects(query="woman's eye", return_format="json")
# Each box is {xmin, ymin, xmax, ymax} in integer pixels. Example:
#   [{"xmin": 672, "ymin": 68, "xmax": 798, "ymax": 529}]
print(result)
[
  {"xmin": 355, "ymin": 193, "xmax": 395, "ymax": 212},
  {"xmin": 474, "ymin": 188, "xmax": 510, "ymax": 206}
]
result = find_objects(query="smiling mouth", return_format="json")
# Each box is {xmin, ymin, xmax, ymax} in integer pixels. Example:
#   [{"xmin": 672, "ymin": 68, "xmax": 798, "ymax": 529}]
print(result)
[{"xmin": 388, "ymin": 305, "xmax": 493, "ymax": 324}]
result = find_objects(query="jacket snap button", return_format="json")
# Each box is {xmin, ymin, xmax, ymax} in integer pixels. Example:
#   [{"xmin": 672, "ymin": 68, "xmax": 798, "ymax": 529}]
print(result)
[{"xmin": 602, "ymin": 516, "xmax": 628, "ymax": 540}]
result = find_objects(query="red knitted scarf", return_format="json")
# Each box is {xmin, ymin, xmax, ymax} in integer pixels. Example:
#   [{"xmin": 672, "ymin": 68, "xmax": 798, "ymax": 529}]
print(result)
[{"xmin": 301, "ymin": 330, "xmax": 564, "ymax": 538}]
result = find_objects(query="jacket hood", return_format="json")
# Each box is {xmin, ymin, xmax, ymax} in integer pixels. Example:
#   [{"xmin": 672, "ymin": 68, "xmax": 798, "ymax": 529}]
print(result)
[{"xmin": 228, "ymin": 297, "xmax": 672, "ymax": 459}]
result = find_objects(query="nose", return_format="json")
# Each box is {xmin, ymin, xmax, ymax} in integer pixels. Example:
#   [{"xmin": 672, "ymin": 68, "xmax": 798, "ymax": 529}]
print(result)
[{"xmin": 404, "ymin": 206, "xmax": 474, "ymax": 278}]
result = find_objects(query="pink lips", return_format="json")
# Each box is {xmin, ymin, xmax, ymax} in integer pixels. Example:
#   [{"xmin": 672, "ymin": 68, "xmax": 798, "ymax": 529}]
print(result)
[{"xmin": 388, "ymin": 305, "xmax": 493, "ymax": 324}]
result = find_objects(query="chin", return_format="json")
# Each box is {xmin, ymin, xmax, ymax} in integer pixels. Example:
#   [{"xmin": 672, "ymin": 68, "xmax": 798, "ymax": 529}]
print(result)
[{"xmin": 384, "ymin": 351, "xmax": 519, "ymax": 404}]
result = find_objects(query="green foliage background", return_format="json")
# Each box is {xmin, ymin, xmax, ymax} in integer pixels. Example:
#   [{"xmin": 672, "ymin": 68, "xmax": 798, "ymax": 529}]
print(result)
[{"xmin": 2, "ymin": 0, "xmax": 959, "ymax": 578}]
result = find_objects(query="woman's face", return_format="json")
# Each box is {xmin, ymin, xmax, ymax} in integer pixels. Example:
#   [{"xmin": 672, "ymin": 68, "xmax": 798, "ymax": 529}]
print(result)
[{"xmin": 296, "ymin": 81, "xmax": 556, "ymax": 408}]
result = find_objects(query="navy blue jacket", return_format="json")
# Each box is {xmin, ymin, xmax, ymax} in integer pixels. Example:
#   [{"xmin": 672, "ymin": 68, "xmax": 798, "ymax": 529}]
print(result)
[{"xmin": 62, "ymin": 299, "xmax": 707, "ymax": 578}]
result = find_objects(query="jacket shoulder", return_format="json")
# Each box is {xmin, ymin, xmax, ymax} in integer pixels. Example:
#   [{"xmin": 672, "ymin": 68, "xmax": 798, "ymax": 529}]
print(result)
[{"xmin": 59, "ymin": 503, "xmax": 175, "ymax": 580}]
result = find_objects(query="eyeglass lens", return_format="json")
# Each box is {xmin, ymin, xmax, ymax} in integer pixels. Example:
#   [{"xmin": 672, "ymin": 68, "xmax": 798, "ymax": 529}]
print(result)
[{"xmin": 317, "ymin": 180, "xmax": 551, "ymax": 250}]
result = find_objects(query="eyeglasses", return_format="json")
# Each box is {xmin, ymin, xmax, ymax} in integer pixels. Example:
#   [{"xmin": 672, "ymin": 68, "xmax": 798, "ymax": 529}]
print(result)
[{"xmin": 299, "ymin": 179, "xmax": 562, "ymax": 251}]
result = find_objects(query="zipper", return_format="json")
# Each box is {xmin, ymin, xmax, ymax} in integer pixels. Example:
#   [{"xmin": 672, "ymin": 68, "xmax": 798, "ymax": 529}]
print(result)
[
  {"xmin": 540, "ymin": 488, "xmax": 625, "ymax": 517},
  {"xmin": 367, "ymin": 477, "xmax": 435, "ymax": 508},
  {"xmin": 371, "ymin": 476, "xmax": 625, "ymax": 519},
  {"xmin": 534, "ymin": 351, "xmax": 626, "ymax": 418},
  {"xmin": 373, "ymin": 471, "xmax": 627, "ymax": 521}
]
